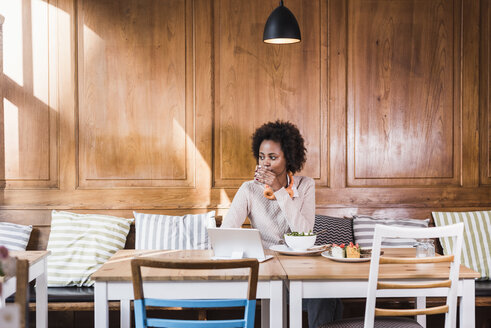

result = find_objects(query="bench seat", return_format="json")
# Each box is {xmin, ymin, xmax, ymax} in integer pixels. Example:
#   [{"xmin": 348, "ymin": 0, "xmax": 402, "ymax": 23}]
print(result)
[
  {"xmin": 7, "ymin": 286, "xmax": 94, "ymax": 303},
  {"xmin": 476, "ymin": 281, "xmax": 491, "ymax": 297}
]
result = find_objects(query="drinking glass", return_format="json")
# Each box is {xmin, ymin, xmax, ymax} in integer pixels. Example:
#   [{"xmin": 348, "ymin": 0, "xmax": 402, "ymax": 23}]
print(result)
[{"xmin": 415, "ymin": 239, "xmax": 435, "ymax": 258}]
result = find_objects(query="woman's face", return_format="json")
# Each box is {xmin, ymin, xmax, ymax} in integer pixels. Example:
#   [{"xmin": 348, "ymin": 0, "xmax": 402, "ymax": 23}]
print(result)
[{"xmin": 258, "ymin": 140, "xmax": 287, "ymax": 175}]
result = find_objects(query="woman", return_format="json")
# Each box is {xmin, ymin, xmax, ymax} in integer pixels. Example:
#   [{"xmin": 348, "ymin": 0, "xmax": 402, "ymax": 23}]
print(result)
[
  {"xmin": 222, "ymin": 120, "xmax": 314, "ymax": 247},
  {"xmin": 222, "ymin": 120, "xmax": 342, "ymax": 328}
]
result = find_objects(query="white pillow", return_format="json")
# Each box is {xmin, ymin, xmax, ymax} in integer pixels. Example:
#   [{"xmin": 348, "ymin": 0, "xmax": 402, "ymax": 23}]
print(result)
[
  {"xmin": 47, "ymin": 210, "xmax": 132, "ymax": 287},
  {"xmin": 134, "ymin": 211, "xmax": 216, "ymax": 250},
  {"xmin": 353, "ymin": 215, "xmax": 429, "ymax": 248},
  {"xmin": 0, "ymin": 222, "xmax": 33, "ymax": 251}
]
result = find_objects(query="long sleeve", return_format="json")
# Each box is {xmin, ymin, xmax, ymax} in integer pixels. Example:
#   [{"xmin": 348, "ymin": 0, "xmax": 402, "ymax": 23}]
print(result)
[
  {"xmin": 221, "ymin": 183, "xmax": 250, "ymax": 228},
  {"xmin": 274, "ymin": 177, "xmax": 315, "ymax": 233}
]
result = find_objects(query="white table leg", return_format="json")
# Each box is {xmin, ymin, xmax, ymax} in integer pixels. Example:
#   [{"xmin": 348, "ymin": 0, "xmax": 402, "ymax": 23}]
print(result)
[
  {"xmin": 289, "ymin": 281, "xmax": 303, "ymax": 328},
  {"xmin": 0, "ymin": 290, "xmax": 5, "ymax": 308},
  {"xmin": 120, "ymin": 299, "xmax": 131, "ymax": 328},
  {"xmin": 95, "ymin": 282, "xmax": 109, "ymax": 328},
  {"xmin": 282, "ymin": 282, "xmax": 287, "ymax": 328},
  {"xmin": 36, "ymin": 258, "xmax": 48, "ymax": 328},
  {"xmin": 270, "ymin": 280, "xmax": 283, "ymax": 328},
  {"xmin": 460, "ymin": 279, "xmax": 475, "ymax": 328},
  {"xmin": 416, "ymin": 296, "xmax": 426, "ymax": 328},
  {"xmin": 261, "ymin": 298, "xmax": 270, "ymax": 328}
]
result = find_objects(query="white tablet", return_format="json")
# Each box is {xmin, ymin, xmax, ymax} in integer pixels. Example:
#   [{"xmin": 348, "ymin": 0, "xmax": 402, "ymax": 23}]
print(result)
[{"xmin": 207, "ymin": 227, "xmax": 273, "ymax": 262}]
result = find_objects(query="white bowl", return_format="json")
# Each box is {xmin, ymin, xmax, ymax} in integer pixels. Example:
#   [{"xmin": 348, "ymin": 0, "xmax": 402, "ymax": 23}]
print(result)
[{"xmin": 284, "ymin": 234, "xmax": 316, "ymax": 251}]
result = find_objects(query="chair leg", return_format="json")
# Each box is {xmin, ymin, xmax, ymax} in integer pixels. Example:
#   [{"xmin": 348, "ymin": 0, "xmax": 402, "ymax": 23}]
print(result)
[{"xmin": 15, "ymin": 259, "xmax": 29, "ymax": 328}]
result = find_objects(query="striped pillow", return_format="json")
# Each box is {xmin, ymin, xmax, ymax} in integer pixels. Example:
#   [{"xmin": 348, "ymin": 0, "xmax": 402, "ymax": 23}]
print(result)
[
  {"xmin": 47, "ymin": 210, "xmax": 132, "ymax": 287},
  {"xmin": 433, "ymin": 211, "xmax": 491, "ymax": 280},
  {"xmin": 353, "ymin": 215, "xmax": 430, "ymax": 248},
  {"xmin": 0, "ymin": 222, "xmax": 33, "ymax": 251},
  {"xmin": 134, "ymin": 211, "xmax": 216, "ymax": 250}
]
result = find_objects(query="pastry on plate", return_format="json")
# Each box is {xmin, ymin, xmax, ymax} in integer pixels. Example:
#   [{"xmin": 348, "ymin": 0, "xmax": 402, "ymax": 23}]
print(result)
[
  {"xmin": 330, "ymin": 243, "xmax": 345, "ymax": 258},
  {"xmin": 346, "ymin": 242, "xmax": 361, "ymax": 258}
]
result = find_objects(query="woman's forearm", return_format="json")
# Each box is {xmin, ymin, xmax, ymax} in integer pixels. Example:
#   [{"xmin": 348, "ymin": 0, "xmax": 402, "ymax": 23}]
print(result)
[
  {"xmin": 221, "ymin": 184, "xmax": 249, "ymax": 228},
  {"xmin": 274, "ymin": 179, "xmax": 315, "ymax": 233}
]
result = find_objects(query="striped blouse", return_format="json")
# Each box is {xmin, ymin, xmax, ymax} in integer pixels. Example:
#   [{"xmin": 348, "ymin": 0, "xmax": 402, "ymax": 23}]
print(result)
[{"xmin": 221, "ymin": 176, "xmax": 315, "ymax": 248}]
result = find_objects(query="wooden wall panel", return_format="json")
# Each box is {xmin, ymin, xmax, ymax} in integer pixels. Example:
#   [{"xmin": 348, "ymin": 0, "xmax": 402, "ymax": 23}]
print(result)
[
  {"xmin": 77, "ymin": 0, "xmax": 195, "ymax": 188},
  {"xmin": 0, "ymin": 0, "xmax": 58, "ymax": 189},
  {"xmin": 0, "ymin": 0, "xmax": 489, "ymax": 230},
  {"xmin": 213, "ymin": 0, "xmax": 328, "ymax": 187},
  {"xmin": 347, "ymin": 0, "xmax": 461, "ymax": 186},
  {"xmin": 481, "ymin": 0, "xmax": 491, "ymax": 185}
]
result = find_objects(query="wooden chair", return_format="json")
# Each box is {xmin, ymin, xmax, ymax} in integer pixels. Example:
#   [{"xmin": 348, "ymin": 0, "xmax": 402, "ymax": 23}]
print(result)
[
  {"xmin": 131, "ymin": 257, "xmax": 259, "ymax": 328},
  {"xmin": 322, "ymin": 223, "xmax": 464, "ymax": 328}
]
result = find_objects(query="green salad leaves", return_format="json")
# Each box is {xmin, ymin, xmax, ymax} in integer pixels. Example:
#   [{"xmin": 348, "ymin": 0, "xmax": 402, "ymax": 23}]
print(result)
[{"xmin": 286, "ymin": 230, "xmax": 315, "ymax": 236}]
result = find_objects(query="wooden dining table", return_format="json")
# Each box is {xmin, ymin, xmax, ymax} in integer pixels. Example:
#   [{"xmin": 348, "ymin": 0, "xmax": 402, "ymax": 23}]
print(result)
[
  {"xmin": 91, "ymin": 249, "xmax": 287, "ymax": 328},
  {"xmin": 1, "ymin": 251, "xmax": 50, "ymax": 328},
  {"xmin": 280, "ymin": 248, "xmax": 480, "ymax": 328}
]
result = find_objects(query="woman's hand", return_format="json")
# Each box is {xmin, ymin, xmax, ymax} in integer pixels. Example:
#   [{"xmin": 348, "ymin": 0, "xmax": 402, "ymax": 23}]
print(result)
[{"xmin": 255, "ymin": 166, "xmax": 283, "ymax": 191}]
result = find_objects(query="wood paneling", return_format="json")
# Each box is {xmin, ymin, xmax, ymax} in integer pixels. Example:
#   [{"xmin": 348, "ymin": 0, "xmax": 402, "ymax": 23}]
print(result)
[
  {"xmin": 0, "ymin": 0, "xmax": 58, "ymax": 189},
  {"xmin": 461, "ymin": 0, "xmax": 481, "ymax": 187},
  {"xmin": 481, "ymin": 0, "xmax": 491, "ymax": 185},
  {"xmin": 328, "ymin": 0, "xmax": 348, "ymax": 189},
  {"xmin": 0, "ymin": 0, "xmax": 489, "ymax": 229},
  {"xmin": 77, "ymin": 0, "xmax": 195, "ymax": 188},
  {"xmin": 347, "ymin": 0, "xmax": 461, "ymax": 186},
  {"xmin": 213, "ymin": 0, "xmax": 328, "ymax": 187}
]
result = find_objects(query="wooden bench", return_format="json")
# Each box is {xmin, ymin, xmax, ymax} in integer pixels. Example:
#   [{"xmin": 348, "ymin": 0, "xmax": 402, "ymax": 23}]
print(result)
[
  {"xmin": 4, "ymin": 210, "xmax": 491, "ymax": 327},
  {"xmin": 7, "ymin": 216, "xmax": 236, "ymax": 322},
  {"xmin": 6, "ymin": 223, "xmax": 140, "ymax": 312}
]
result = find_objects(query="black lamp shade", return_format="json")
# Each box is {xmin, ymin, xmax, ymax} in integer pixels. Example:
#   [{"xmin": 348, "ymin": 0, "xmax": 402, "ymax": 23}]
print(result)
[{"xmin": 263, "ymin": 3, "xmax": 301, "ymax": 44}]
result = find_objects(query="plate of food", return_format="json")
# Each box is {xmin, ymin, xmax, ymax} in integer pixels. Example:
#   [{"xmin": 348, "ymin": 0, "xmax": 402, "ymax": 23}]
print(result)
[
  {"xmin": 270, "ymin": 244, "xmax": 329, "ymax": 256},
  {"xmin": 321, "ymin": 242, "xmax": 373, "ymax": 262},
  {"xmin": 270, "ymin": 231, "xmax": 330, "ymax": 255}
]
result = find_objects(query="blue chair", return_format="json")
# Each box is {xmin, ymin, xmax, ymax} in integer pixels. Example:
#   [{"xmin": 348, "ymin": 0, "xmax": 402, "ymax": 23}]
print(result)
[{"xmin": 131, "ymin": 257, "xmax": 259, "ymax": 328}]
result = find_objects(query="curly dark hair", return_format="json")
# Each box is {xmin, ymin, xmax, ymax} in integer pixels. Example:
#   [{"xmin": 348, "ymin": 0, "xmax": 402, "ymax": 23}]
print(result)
[{"xmin": 251, "ymin": 120, "xmax": 307, "ymax": 174}]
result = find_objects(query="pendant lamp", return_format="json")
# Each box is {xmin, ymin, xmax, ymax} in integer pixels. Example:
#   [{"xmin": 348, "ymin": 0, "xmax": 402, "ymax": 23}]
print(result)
[{"xmin": 263, "ymin": 0, "xmax": 301, "ymax": 44}]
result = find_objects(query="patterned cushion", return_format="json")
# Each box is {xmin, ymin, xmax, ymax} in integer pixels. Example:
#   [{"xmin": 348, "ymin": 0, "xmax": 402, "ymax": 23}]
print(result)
[
  {"xmin": 134, "ymin": 211, "xmax": 216, "ymax": 250},
  {"xmin": 0, "ymin": 222, "xmax": 33, "ymax": 251},
  {"xmin": 313, "ymin": 215, "xmax": 354, "ymax": 245},
  {"xmin": 353, "ymin": 215, "xmax": 429, "ymax": 248},
  {"xmin": 47, "ymin": 210, "xmax": 132, "ymax": 287},
  {"xmin": 433, "ymin": 210, "xmax": 491, "ymax": 280},
  {"xmin": 320, "ymin": 317, "xmax": 422, "ymax": 328}
]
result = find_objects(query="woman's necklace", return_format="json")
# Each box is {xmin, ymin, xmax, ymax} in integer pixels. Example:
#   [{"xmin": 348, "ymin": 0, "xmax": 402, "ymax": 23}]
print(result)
[{"xmin": 263, "ymin": 171, "xmax": 294, "ymax": 200}]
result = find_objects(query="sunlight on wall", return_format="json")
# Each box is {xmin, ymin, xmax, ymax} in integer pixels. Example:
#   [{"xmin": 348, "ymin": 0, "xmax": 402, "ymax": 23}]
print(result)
[
  {"xmin": 4, "ymin": 98, "xmax": 19, "ymax": 177},
  {"xmin": 0, "ymin": 0, "xmax": 23, "ymax": 87},
  {"xmin": 172, "ymin": 117, "xmax": 211, "ymax": 182},
  {"xmin": 31, "ymin": 0, "xmax": 48, "ymax": 104},
  {"xmin": 84, "ymin": 23, "xmax": 104, "ymax": 64},
  {"xmin": 220, "ymin": 188, "xmax": 231, "ymax": 204}
]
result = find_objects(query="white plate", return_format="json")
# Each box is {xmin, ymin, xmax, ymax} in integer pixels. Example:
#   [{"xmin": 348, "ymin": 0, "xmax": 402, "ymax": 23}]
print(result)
[
  {"xmin": 321, "ymin": 251, "xmax": 371, "ymax": 262},
  {"xmin": 269, "ymin": 244, "xmax": 327, "ymax": 256}
]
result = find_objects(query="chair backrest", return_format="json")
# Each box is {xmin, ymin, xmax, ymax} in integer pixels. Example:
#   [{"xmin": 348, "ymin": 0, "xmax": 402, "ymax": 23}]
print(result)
[
  {"xmin": 365, "ymin": 223, "xmax": 464, "ymax": 328},
  {"xmin": 131, "ymin": 257, "xmax": 259, "ymax": 328}
]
